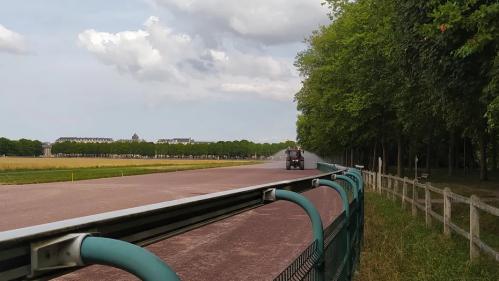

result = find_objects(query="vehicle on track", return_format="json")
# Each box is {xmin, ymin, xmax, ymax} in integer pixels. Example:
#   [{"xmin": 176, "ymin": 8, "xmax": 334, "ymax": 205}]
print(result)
[{"xmin": 285, "ymin": 148, "xmax": 304, "ymax": 170}]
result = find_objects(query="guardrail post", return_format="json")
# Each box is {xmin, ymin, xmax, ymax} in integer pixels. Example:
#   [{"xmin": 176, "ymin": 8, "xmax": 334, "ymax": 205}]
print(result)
[
  {"xmin": 470, "ymin": 195, "xmax": 480, "ymax": 260},
  {"xmin": 264, "ymin": 188, "xmax": 325, "ymax": 280},
  {"xmin": 412, "ymin": 180, "xmax": 417, "ymax": 217},
  {"xmin": 425, "ymin": 182, "xmax": 432, "ymax": 227},
  {"xmin": 402, "ymin": 177, "xmax": 408, "ymax": 209},
  {"xmin": 443, "ymin": 187, "xmax": 452, "ymax": 237}
]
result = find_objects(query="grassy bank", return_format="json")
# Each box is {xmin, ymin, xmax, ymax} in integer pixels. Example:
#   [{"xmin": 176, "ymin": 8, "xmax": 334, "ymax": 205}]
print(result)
[
  {"xmin": 0, "ymin": 158, "xmax": 260, "ymax": 184},
  {"xmin": 356, "ymin": 192, "xmax": 498, "ymax": 281}
]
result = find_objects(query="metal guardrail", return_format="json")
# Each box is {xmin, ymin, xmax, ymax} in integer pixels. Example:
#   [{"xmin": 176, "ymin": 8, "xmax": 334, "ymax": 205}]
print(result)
[
  {"xmin": 273, "ymin": 164, "xmax": 364, "ymax": 281},
  {"xmin": 1, "ymin": 168, "xmax": 349, "ymax": 281}
]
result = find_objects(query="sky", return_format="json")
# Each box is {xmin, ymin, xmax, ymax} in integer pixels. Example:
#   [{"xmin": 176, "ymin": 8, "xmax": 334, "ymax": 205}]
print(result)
[{"xmin": 0, "ymin": 0, "xmax": 331, "ymax": 143}]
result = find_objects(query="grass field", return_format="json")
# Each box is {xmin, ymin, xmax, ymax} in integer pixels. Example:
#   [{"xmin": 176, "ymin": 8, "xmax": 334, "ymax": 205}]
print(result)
[
  {"xmin": 0, "ymin": 157, "xmax": 261, "ymax": 184},
  {"xmin": 356, "ymin": 192, "xmax": 498, "ymax": 281}
]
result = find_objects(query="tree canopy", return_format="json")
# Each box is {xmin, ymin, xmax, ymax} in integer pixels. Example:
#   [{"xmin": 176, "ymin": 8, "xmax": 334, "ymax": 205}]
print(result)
[
  {"xmin": 0, "ymin": 137, "xmax": 43, "ymax": 156},
  {"xmin": 296, "ymin": 0, "xmax": 499, "ymax": 180},
  {"xmin": 51, "ymin": 140, "xmax": 294, "ymax": 159}
]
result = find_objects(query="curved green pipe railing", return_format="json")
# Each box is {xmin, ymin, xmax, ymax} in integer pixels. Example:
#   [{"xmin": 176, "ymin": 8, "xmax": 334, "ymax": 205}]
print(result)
[
  {"xmin": 274, "ymin": 190, "xmax": 324, "ymax": 254},
  {"xmin": 314, "ymin": 179, "xmax": 350, "ymax": 218},
  {"xmin": 314, "ymin": 179, "xmax": 351, "ymax": 279},
  {"xmin": 332, "ymin": 174, "xmax": 358, "ymax": 200},
  {"xmin": 274, "ymin": 189, "xmax": 324, "ymax": 280},
  {"xmin": 345, "ymin": 171, "xmax": 363, "ymax": 192},
  {"xmin": 81, "ymin": 236, "xmax": 181, "ymax": 281}
]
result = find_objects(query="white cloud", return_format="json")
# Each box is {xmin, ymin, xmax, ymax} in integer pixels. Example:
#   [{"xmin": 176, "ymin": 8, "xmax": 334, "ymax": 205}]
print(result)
[
  {"xmin": 153, "ymin": 0, "xmax": 330, "ymax": 44},
  {"xmin": 0, "ymin": 24, "xmax": 27, "ymax": 54},
  {"xmin": 78, "ymin": 16, "xmax": 299, "ymax": 101}
]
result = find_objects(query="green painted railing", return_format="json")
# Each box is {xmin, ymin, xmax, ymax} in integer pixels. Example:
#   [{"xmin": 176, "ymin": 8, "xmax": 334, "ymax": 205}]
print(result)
[{"xmin": 274, "ymin": 162, "xmax": 364, "ymax": 281}]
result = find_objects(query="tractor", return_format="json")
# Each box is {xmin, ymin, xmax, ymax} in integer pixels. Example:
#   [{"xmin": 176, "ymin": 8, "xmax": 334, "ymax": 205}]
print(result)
[{"xmin": 285, "ymin": 148, "xmax": 305, "ymax": 170}]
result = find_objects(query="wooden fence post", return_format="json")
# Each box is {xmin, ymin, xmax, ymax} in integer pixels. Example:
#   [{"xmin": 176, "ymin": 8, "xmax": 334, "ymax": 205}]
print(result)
[
  {"xmin": 387, "ymin": 176, "xmax": 392, "ymax": 199},
  {"xmin": 425, "ymin": 182, "xmax": 432, "ymax": 227},
  {"xmin": 470, "ymin": 195, "xmax": 480, "ymax": 260},
  {"xmin": 443, "ymin": 187, "xmax": 452, "ymax": 237},
  {"xmin": 377, "ymin": 157, "xmax": 382, "ymax": 194},
  {"xmin": 412, "ymin": 180, "xmax": 417, "ymax": 217},
  {"xmin": 393, "ymin": 178, "xmax": 398, "ymax": 201},
  {"xmin": 402, "ymin": 177, "xmax": 408, "ymax": 209}
]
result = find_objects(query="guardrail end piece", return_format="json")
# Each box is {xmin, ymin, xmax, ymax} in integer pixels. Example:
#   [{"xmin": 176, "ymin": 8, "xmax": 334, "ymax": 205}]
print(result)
[
  {"xmin": 312, "ymin": 178, "xmax": 320, "ymax": 188},
  {"xmin": 263, "ymin": 188, "xmax": 276, "ymax": 202},
  {"xmin": 30, "ymin": 233, "xmax": 90, "ymax": 276}
]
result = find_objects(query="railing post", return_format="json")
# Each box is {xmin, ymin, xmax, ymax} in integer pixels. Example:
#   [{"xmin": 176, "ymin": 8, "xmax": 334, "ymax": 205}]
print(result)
[
  {"xmin": 412, "ymin": 180, "xmax": 417, "ymax": 217},
  {"xmin": 392, "ymin": 178, "xmax": 396, "ymax": 201},
  {"xmin": 470, "ymin": 195, "xmax": 480, "ymax": 260},
  {"xmin": 377, "ymin": 157, "xmax": 382, "ymax": 194},
  {"xmin": 387, "ymin": 176, "xmax": 392, "ymax": 200},
  {"xmin": 264, "ymin": 188, "xmax": 325, "ymax": 280},
  {"xmin": 425, "ymin": 182, "xmax": 432, "ymax": 227},
  {"xmin": 392, "ymin": 177, "xmax": 397, "ymax": 201},
  {"xmin": 443, "ymin": 187, "xmax": 452, "ymax": 237},
  {"xmin": 402, "ymin": 177, "xmax": 408, "ymax": 209}
]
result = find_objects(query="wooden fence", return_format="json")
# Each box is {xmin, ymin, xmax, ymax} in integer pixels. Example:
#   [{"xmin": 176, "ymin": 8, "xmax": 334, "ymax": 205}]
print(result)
[{"xmin": 361, "ymin": 170, "xmax": 499, "ymax": 262}]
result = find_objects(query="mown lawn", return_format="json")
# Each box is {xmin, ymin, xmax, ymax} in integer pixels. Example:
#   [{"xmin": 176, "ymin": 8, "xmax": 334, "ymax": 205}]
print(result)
[
  {"xmin": 0, "ymin": 159, "xmax": 260, "ymax": 184},
  {"xmin": 356, "ymin": 192, "xmax": 498, "ymax": 281}
]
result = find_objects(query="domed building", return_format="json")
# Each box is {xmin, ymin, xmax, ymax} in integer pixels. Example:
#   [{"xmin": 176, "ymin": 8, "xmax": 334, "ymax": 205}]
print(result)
[{"xmin": 132, "ymin": 133, "xmax": 139, "ymax": 142}]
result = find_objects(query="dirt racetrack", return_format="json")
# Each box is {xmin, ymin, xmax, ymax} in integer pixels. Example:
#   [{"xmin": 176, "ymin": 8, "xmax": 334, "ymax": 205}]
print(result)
[{"xmin": 0, "ymin": 161, "xmax": 344, "ymax": 281}]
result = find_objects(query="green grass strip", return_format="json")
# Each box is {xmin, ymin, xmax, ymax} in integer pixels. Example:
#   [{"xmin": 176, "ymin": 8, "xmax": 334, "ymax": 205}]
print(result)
[{"xmin": 0, "ymin": 161, "xmax": 260, "ymax": 185}]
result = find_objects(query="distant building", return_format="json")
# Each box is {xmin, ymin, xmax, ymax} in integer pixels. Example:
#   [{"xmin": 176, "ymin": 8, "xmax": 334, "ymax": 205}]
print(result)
[
  {"xmin": 55, "ymin": 137, "xmax": 113, "ymax": 143},
  {"xmin": 157, "ymin": 138, "xmax": 193, "ymax": 145},
  {"xmin": 42, "ymin": 142, "xmax": 52, "ymax": 157}
]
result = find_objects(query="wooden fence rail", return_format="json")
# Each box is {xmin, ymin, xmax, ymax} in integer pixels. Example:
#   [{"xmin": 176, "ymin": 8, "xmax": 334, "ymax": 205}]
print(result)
[{"xmin": 361, "ymin": 170, "xmax": 499, "ymax": 262}]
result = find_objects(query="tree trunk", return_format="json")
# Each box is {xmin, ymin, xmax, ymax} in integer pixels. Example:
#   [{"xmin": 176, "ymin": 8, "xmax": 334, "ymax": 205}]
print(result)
[
  {"xmin": 382, "ymin": 139, "xmax": 387, "ymax": 174},
  {"xmin": 397, "ymin": 136, "xmax": 402, "ymax": 177},
  {"xmin": 479, "ymin": 131, "xmax": 488, "ymax": 181},
  {"xmin": 426, "ymin": 139, "xmax": 431, "ymax": 174},
  {"xmin": 372, "ymin": 142, "xmax": 377, "ymax": 171},
  {"xmin": 448, "ymin": 131, "xmax": 454, "ymax": 176},
  {"xmin": 434, "ymin": 141, "xmax": 440, "ymax": 168},
  {"xmin": 491, "ymin": 132, "xmax": 497, "ymax": 172},
  {"xmin": 408, "ymin": 143, "xmax": 413, "ymax": 171},
  {"xmin": 463, "ymin": 137, "xmax": 467, "ymax": 175},
  {"xmin": 350, "ymin": 148, "xmax": 354, "ymax": 167}
]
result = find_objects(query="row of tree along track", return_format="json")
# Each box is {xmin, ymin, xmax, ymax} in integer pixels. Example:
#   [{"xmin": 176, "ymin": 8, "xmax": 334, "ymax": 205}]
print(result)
[{"xmin": 295, "ymin": 0, "xmax": 499, "ymax": 180}]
